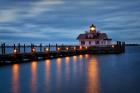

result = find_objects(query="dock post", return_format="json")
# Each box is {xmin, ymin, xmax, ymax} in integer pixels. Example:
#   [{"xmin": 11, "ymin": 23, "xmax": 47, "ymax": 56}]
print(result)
[
  {"xmin": 24, "ymin": 44, "xmax": 26, "ymax": 53},
  {"xmin": 18, "ymin": 43, "xmax": 20, "ymax": 53},
  {"xmin": 56, "ymin": 43, "xmax": 58, "ymax": 51},
  {"xmin": 1, "ymin": 43, "xmax": 3, "ymax": 55},
  {"xmin": 3, "ymin": 43, "xmax": 5, "ymax": 55},
  {"xmin": 119, "ymin": 41, "xmax": 121, "ymax": 47},
  {"xmin": 0, "ymin": 43, "xmax": 1, "ymax": 55},
  {"xmin": 117, "ymin": 41, "xmax": 120, "ymax": 47},
  {"xmin": 14, "ymin": 44, "xmax": 16, "ymax": 50},
  {"xmin": 40, "ymin": 43, "xmax": 42, "ymax": 52},
  {"xmin": 118, "ymin": 41, "xmax": 122, "ymax": 52},
  {"xmin": 61, "ymin": 44, "xmax": 63, "ymax": 51},
  {"xmin": 117, "ymin": 41, "xmax": 119, "ymax": 46},
  {"xmin": 122, "ymin": 42, "xmax": 125, "ymax": 52},
  {"xmin": 31, "ymin": 43, "xmax": 33, "ymax": 52},
  {"xmin": 49, "ymin": 43, "xmax": 50, "ymax": 51}
]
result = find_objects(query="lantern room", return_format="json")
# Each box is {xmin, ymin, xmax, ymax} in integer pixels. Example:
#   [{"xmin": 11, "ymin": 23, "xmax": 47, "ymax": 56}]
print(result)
[{"xmin": 90, "ymin": 24, "xmax": 96, "ymax": 33}]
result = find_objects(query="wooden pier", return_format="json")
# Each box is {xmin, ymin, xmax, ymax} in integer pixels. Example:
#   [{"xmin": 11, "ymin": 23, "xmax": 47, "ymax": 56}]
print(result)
[{"xmin": 0, "ymin": 41, "xmax": 125, "ymax": 66}]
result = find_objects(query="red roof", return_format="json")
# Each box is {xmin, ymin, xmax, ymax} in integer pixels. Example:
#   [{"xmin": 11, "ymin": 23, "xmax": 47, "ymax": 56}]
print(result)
[{"xmin": 77, "ymin": 32, "xmax": 112, "ymax": 40}]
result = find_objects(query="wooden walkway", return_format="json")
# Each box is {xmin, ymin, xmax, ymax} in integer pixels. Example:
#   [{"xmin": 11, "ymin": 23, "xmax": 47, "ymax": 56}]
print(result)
[{"xmin": 0, "ymin": 41, "xmax": 125, "ymax": 65}]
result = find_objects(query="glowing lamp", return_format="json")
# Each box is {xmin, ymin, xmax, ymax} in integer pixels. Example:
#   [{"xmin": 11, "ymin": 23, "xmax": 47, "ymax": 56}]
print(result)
[
  {"xmin": 90, "ymin": 27, "xmax": 95, "ymax": 31},
  {"xmin": 57, "ymin": 47, "xmax": 60, "ymax": 51},
  {"xmin": 112, "ymin": 45, "xmax": 114, "ymax": 48},
  {"xmin": 32, "ymin": 48, "xmax": 36, "ymax": 52},
  {"xmin": 90, "ymin": 24, "xmax": 96, "ymax": 32},
  {"xmin": 74, "ymin": 47, "xmax": 76, "ymax": 50},
  {"xmin": 66, "ymin": 47, "xmax": 69, "ymax": 51},
  {"xmin": 80, "ymin": 46, "xmax": 82, "ymax": 50},
  {"xmin": 85, "ymin": 46, "xmax": 88, "ymax": 49},
  {"xmin": 45, "ymin": 48, "xmax": 49, "ymax": 52},
  {"xmin": 13, "ymin": 49, "xmax": 17, "ymax": 53}
]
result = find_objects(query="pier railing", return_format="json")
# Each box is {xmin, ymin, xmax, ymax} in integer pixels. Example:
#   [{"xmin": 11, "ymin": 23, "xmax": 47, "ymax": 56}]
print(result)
[
  {"xmin": 0, "ymin": 41, "xmax": 125, "ymax": 55},
  {"xmin": 0, "ymin": 41, "xmax": 125, "ymax": 64}
]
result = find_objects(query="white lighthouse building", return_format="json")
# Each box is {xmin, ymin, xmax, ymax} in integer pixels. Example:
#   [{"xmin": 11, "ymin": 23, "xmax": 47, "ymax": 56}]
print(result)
[{"xmin": 77, "ymin": 24, "xmax": 112, "ymax": 46}]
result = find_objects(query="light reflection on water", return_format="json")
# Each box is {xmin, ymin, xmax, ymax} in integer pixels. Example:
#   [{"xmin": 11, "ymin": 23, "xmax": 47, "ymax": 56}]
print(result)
[
  {"xmin": 10, "ymin": 55, "xmax": 100, "ymax": 93},
  {"xmin": 56, "ymin": 58, "xmax": 62, "ymax": 91},
  {"xmin": 85, "ymin": 54, "xmax": 89, "ymax": 59},
  {"xmin": 31, "ymin": 61, "xmax": 37, "ymax": 93},
  {"xmin": 86, "ymin": 58, "xmax": 100, "ymax": 93},
  {"xmin": 12, "ymin": 64, "xmax": 19, "ymax": 93},
  {"xmin": 45, "ymin": 59, "xmax": 51, "ymax": 92},
  {"xmin": 65, "ymin": 57, "xmax": 70, "ymax": 82},
  {"xmin": 73, "ymin": 56, "xmax": 78, "ymax": 80},
  {"xmin": 73, "ymin": 56, "xmax": 78, "ymax": 62},
  {"xmin": 79, "ymin": 55, "xmax": 83, "ymax": 61},
  {"xmin": 10, "ymin": 55, "xmax": 99, "ymax": 93}
]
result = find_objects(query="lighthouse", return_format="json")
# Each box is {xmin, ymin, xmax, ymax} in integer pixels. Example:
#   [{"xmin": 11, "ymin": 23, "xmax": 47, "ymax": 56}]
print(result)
[{"xmin": 77, "ymin": 24, "xmax": 112, "ymax": 46}]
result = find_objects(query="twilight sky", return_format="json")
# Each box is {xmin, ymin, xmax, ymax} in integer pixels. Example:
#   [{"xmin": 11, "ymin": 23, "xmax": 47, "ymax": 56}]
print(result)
[{"xmin": 0, "ymin": 0, "xmax": 140, "ymax": 44}]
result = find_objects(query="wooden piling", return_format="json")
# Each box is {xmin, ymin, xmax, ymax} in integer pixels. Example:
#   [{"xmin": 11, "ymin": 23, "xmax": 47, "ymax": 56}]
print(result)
[
  {"xmin": 3, "ymin": 43, "xmax": 5, "ymax": 55},
  {"xmin": 18, "ymin": 43, "xmax": 20, "ymax": 53},
  {"xmin": 14, "ymin": 44, "xmax": 16, "ymax": 49},
  {"xmin": 40, "ymin": 43, "xmax": 42, "ymax": 52},
  {"xmin": 56, "ymin": 44, "xmax": 58, "ymax": 51},
  {"xmin": 49, "ymin": 43, "xmax": 50, "ymax": 51},
  {"xmin": 122, "ymin": 42, "xmax": 125, "ymax": 52},
  {"xmin": 31, "ymin": 43, "xmax": 33, "ymax": 52},
  {"xmin": 1, "ymin": 43, "xmax": 3, "ymax": 55},
  {"xmin": 24, "ymin": 44, "xmax": 26, "ymax": 53}
]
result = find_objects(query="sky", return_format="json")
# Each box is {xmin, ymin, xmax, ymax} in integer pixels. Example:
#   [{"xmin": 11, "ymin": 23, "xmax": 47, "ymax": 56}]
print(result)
[{"xmin": 0, "ymin": 0, "xmax": 140, "ymax": 44}]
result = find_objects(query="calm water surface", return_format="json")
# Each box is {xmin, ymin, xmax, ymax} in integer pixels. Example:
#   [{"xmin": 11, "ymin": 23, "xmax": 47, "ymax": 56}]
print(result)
[{"xmin": 0, "ymin": 46, "xmax": 140, "ymax": 93}]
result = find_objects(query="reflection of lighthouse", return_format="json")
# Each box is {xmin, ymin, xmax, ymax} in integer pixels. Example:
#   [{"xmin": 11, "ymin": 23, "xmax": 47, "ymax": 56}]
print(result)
[{"xmin": 86, "ymin": 57, "xmax": 100, "ymax": 93}]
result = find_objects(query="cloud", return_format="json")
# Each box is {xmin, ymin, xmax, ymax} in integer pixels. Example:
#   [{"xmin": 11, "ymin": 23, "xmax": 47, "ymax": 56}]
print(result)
[
  {"xmin": 0, "ymin": 23, "xmax": 80, "ymax": 44},
  {"xmin": 28, "ymin": 0, "xmax": 64, "ymax": 16},
  {"xmin": 0, "ymin": 0, "xmax": 140, "ymax": 44},
  {"xmin": 0, "ymin": 0, "xmax": 64, "ymax": 23},
  {"xmin": 0, "ymin": 8, "xmax": 18, "ymax": 22}
]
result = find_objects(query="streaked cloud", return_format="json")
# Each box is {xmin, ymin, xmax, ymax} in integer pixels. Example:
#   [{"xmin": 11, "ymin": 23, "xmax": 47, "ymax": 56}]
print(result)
[
  {"xmin": 0, "ymin": 8, "xmax": 18, "ymax": 22},
  {"xmin": 0, "ymin": 0, "xmax": 140, "ymax": 44}
]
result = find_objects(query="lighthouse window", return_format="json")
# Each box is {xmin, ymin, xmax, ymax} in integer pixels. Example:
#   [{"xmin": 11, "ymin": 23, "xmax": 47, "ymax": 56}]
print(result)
[
  {"xmin": 81, "ymin": 41, "xmax": 85, "ymax": 45},
  {"xmin": 101, "ymin": 41, "xmax": 103, "ymax": 44},
  {"xmin": 89, "ymin": 41, "xmax": 91, "ymax": 45},
  {"xmin": 95, "ymin": 41, "xmax": 99, "ymax": 44}
]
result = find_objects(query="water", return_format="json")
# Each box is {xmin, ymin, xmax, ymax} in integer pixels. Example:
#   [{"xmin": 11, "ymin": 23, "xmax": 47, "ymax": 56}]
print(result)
[{"xmin": 0, "ymin": 46, "xmax": 140, "ymax": 93}]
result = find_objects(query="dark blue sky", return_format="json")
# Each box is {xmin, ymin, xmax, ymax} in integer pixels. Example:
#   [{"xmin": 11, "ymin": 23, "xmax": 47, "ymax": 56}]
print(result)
[{"xmin": 0, "ymin": 0, "xmax": 140, "ymax": 44}]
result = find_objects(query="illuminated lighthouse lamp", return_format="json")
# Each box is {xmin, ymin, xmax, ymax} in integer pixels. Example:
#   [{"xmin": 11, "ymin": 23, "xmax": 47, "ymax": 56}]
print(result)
[{"xmin": 90, "ymin": 24, "xmax": 96, "ymax": 33}]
